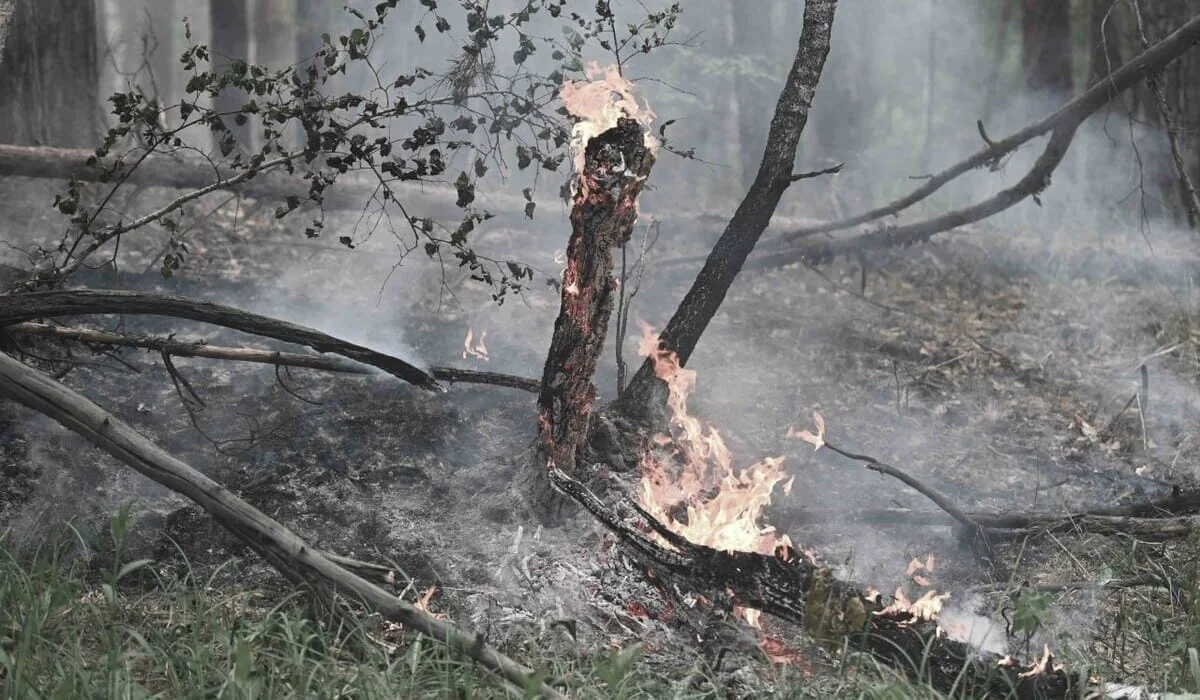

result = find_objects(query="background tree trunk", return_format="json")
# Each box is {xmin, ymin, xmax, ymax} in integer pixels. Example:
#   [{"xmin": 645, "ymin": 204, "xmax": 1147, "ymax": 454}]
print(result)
[
  {"xmin": 1020, "ymin": 0, "xmax": 1072, "ymax": 94},
  {"xmin": 0, "ymin": 0, "xmax": 99, "ymax": 148},
  {"xmin": 210, "ymin": 0, "xmax": 251, "ymax": 150}
]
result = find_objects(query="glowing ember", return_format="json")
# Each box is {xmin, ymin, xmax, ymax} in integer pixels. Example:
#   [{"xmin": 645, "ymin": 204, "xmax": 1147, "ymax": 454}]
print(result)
[
  {"xmin": 634, "ymin": 322, "xmax": 792, "ymax": 558},
  {"xmin": 559, "ymin": 61, "xmax": 658, "ymax": 179},
  {"xmin": 462, "ymin": 328, "xmax": 489, "ymax": 362}
]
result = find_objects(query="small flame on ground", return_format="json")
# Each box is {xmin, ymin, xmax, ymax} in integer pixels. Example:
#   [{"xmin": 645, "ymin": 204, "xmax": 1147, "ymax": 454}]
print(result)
[
  {"xmin": 462, "ymin": 328, "xmax": 489, "ymax": 362},
  {"xmin": 878, "ymin": 588, "xmax": 951, "ymax": 623},
  {"xmin": 414, "ymin": 585, "xmax": 446, "ymax": 620},
  {"xmin": 559, "ymin": 62, "xmax": 658, "ymax": 178}
]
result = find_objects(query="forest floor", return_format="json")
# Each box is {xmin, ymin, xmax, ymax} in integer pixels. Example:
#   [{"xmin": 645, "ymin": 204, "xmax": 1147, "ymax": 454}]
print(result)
[{"xmin": 3, "ymin": 175, "xmax": 1200, "ymax": 696}]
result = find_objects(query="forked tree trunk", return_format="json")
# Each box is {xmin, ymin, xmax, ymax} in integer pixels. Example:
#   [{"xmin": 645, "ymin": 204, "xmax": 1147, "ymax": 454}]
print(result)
[{"xmin": 0, "ymin": 0, "xmax": 99, "ymax": 148}]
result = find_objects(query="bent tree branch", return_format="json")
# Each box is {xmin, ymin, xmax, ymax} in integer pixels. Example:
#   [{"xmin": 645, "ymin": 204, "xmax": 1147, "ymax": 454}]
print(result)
[
  {"xmin": 0, "ymin": 351, "xmax": 561, "ymax": 698},
  {"xmin": 752, "ymin": 120, "xmax": 1079, "ymax": 268},
  {"xmin": 775, "ymin": 12, "xmax": 1200, "ymax": 244},
  {"xmin": 0, "ymin": 290, "xmax": 441, "ymax": 390},
  {"xmin": 615, "ymin": 0, "xmax": 838, "ymax": 416}
]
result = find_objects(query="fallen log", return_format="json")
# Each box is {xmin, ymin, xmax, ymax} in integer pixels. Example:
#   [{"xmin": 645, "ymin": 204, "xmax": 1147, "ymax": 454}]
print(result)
[
  {"xmin": 548, "ymin": 466, "xmax": 1090, "ymax": 699},
  {"xmin": 0, "ymin": 350, "xmax": 562, "ymax": 698},
  {"xmin": 2, "ymin": 321, "xmax": 541, "ymax": 393},
  {"xmin": 0, "ymin": 290, "xmax": 440, "ymax": 390}
]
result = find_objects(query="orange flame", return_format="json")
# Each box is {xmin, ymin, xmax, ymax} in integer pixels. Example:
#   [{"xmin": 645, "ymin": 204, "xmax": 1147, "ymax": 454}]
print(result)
[
  {"xmin": 462, "ymin": 328, "xmax": 489, "ymax": 362},
  {"xmin": 878, "ymin": 587, "xmax": 951, "ymax": 623},
  {"xmin": 634, "ymin": 322, "xmax": 792, "ymax": 559},
  {"xmin": 559, "ymin": 62, "xmax": 658, "ymax": 178}
]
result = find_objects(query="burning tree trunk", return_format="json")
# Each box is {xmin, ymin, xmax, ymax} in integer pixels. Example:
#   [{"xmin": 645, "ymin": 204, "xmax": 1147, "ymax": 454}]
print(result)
[
  {"xmin": 532, "ymin": 115, "xmax": 655, "ymax": 516},
  {"xmin": 613, "ymin": 0, "xmax": 837, "ymax": 424}
]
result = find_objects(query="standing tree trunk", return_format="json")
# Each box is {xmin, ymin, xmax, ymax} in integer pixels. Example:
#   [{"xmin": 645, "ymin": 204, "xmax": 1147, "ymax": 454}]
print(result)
[
  {"xmin": 0, "ymin": 0, "xmax": 99, "ymax": 148},
  {"xmin": 1020, "ymin": 0, "xmax": 1073, "ymax": 94},
  {"xmin": 210, "ymin": 0, "xmax": 250, "ymax": 151},
  {"xmin": 614, "ymin": 0, "xmax": 838, "ymax": 422},
  {"xmin": 0, "ymin": 0, "xmax": 15, "ymax": 62}
]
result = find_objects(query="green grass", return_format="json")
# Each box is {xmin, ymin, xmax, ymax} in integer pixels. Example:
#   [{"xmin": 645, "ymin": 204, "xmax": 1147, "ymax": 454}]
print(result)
[{"xmin": 2, "ymin": 510, "xmax": 1199, "ymax": 699}]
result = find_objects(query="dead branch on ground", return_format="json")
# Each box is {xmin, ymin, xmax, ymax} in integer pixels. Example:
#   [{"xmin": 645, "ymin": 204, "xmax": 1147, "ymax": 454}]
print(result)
[
  {"xmin": 774, "ymin": 12, "xmax": 1200, "ymax": 244},
  {"xmin": 0, "ymin": 290, "xmax": 440, "ymax": 390},
  {"xmin": 2, "ymin": 321, "xmax": 541, "ymax": 392},
  {"xmin": 548, "ymin": 466, "xmax": 1085, "ymax": 698},
  {"xmin": 0, "ymin": 350, "xmax": 563, "ymax": 699}
]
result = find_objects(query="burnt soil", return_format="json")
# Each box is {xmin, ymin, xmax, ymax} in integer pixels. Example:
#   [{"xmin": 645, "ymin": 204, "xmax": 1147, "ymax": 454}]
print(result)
[{"xmin": 2, "ymin": 176, "xmax": 1199, "ymax": 690}]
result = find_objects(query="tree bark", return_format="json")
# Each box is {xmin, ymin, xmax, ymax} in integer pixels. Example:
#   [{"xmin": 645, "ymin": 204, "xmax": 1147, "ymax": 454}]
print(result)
[
  {"xmin": 0, "ymin": 0, "xmax": 15, "ymax": 64},
  {"xmin": 614, "ymin": 0, "xmax": 838, "ymax": 420},
  {"xmin": 1021, "ymin": 0, "xmax": 1073, "ymax": 94},
  {"xmin": 0, "ymin": 0, "xmax": 99, "ymax": 148},
  {"xmin": 531, "ymin": 118, "xmax": 655, "ymax": 517},
  {"xmin": 210, "ymin": 0, "xmax": 251, "ymax": 150}
]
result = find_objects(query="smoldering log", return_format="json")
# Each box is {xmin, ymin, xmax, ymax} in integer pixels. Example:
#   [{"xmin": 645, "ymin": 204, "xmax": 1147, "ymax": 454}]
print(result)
[
  {"xmin": 536, "ymin": 117, "xmax": 656, "ymax": 475},
  {"xmin": 550, "ymin": 466, "xmax": 1100, "ymax": 700}
]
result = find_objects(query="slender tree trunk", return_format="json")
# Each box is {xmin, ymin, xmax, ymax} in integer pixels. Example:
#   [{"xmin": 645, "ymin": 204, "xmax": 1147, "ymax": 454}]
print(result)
[
  {"xmin": 0, "ymin": 0, "xmax": 100, "ymax": 148},
  {"xmin": 210, "ymin": 0, "xmax": 251, "ymax": 151},
  {"xmin": 0, "ymin": 0, "xmax": 13, "ymax": 62},
  {"xmin": 1020, "ymin": 0, "xmax": 1073, "ymax": 94},
  {"xmin": 615, "ymin": 0, "xmax": 838, "ymax": 421}
]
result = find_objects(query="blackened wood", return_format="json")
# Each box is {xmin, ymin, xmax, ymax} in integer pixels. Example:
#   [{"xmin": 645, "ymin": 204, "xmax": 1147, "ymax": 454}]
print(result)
[
  {"xmin": 0, "ymin": 290, "xmax": 440, "ymax": 390},
  {"xmin": 550, "ymin": 466, "xmax": 1084, "ymax": 699},
  {"xmin": 536, "ymin": 118, "xmax": 655, "ymax": 476}
]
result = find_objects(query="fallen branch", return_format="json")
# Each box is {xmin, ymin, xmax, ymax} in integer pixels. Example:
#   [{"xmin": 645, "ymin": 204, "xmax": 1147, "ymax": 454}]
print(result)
[
  {"xmin": 2, "ymin": 321, "xmax": 541, "ymax": 393},
  {"xmin": 774, "ymin": 12, "xmax": 1200, "ymax": 244},
  {"xmin": 749, "ymin": 120, "xmax": 1081, "ymax": 269},
  {"xmin": 0, "ymin": 350, "xmax": 561, "ymax": 698},
  {"xmin": 0, "ymin": 290, "xmax": 440, "ymax": 390},
  {"xmin": 430, "ymin": 366, "xmax": 540, "ymax": 393},
  {"xmin": 548, "ymin": 466, "xmax": 1084, "ymax": 698}
]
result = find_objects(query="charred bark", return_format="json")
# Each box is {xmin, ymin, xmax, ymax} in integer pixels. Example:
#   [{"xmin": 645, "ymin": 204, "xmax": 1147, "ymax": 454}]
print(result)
[
  {"xmin": 614, "ymin": 0, "xmax": 837, "ymax": 422},
  {"xmin": 529, "ymin": 118, "xmax": 655, "ymax": 518},
  {"xmin": 0, "ymin": 290, "xmax": 440, "ymax": 390}
]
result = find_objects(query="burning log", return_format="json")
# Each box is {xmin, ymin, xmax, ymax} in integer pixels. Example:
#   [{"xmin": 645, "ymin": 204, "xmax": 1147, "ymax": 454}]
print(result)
[
  {"xmin": 550, "ymin": 466, "xmax": 1093, "ymax": 699},
  {"xmin": 0, "ymin": 290, "xmax": 440, "ymax": 390},
  {"xmin": 533, "ymin": 66, "xmax": 656, "ymax": 511}
]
